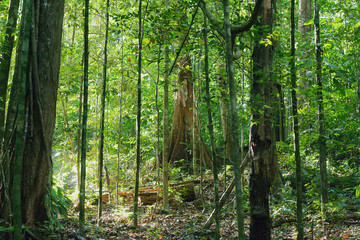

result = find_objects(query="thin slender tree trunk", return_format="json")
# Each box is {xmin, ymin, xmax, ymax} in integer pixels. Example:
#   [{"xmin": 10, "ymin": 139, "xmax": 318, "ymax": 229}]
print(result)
[
  {"xmin": 162, "ymin": 46, "xmax": 170, "ymax": 211},
  {"xmin": 192, "ymin": 56, "xmax": 199, "ymax": 175},
  {"xmin": 290, "ymin": 0, "xmax": 304, "ymax": 238},
  {"xmin": 133, "ymin": 0, "xmax": 143, "ymax": 227},
  {"xmin": 116, "ymin": 43, "xmax": 124, "ymax": 207},
  {"xmin": 0, "ymin": 0, "xmax": 20, "ymax": 146},
  {"xmin": 155, "ymin": 44, "xmax": 161, "ymax": 212},
  {"xmin": 79, "ymin": 0, "xmax": 89, "ymax": 233},
  {"xmin": 217, "ymin": 71, "xmax": 232, "ymax": 163},
  {"xmin": 11, "ymin": 1, "xmax": 31, "ymax": 238},
  {"xmin": 314, "ymin": 0, "xmax": 328, "ymax": 215},
  {"xmin": 298, "ymin": 0, "xmax": 312, "ymax": 96},
  {"xmin": 77, "ymin": 69, "xmax": 83, "ymax": 193},
  {"xmin": 98, "ymin": 0, "xmax": 110, "ymax": 223},
  {"xmin": 203, "ymin": 15, "xmax": 220, "ymax": 240},
  {"xmin": 222, "ymin": 0, "xmax": 245, "ymax": 238}
]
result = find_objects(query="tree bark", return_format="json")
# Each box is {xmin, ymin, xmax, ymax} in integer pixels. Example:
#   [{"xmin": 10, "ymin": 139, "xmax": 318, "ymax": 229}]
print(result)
[
  {"xmin": 133, "ymin": 0, "xmax": 143, "ymax": 227},
  {"xmin": 116, "ymin": 41, "xmax": 125, "ymax": 207},
  {"xmin": 314, "ymin": 0, "xmax": 328, "ymax": 215},
  {"xmin": 203, "ymin": 15, "xmax": 220, "ymax": 240},
  {"xmin": 98, "ymin": 0, "xmax": 110, "ymax": 222},
  {"xmin": 290, "ymin": 0, "xmax": 304, "ymax": 238},
  {"xmin": 0, "ymin": 0, "xmax": 65, "ymax": 233},
  {"xmin": 298, "ymin": 0, "xmax": 312, "ymax": 97},
  {"xmin": 249, "ymin": 0, "xmax": 275, "ymax": 239},
  {"xmin": 0, "ymin": 0, "xmax": 20, "ymax": 147},
  {"xmin": 167, "ymin": 8, "xmax": 213, "ymax": 170},
  {"xmin": 163, "ymin": 46, "xmax": 170, "ymax": 211},
  {"xmin": 217, "ymin": 70, "xmax": 232, "ymax": 162},
  {"xmin": 222, "ymin": 0, "xmax": 245, "ymax": 238},
  {"xmin": 79, "ymin": 0, "xmax": 89, "ymax": 233}
]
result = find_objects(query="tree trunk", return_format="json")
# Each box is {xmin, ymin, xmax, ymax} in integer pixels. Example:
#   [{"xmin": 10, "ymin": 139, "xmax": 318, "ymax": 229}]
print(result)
[
  {"xmin": 168, "ymin": 55, "xmax": 193, "ymax": 168},
  {"xmin": 116, "ymin": 41, "xmax": 125, "ymax": 207},
  {"xmin": 203, "ymin": 15, "xmax": 220, "ymax": 240},
  {"xmin": 222, "ymin": 0, "xmax": 245, "ymax": 238},
  {"xmin": 290, "ymin": 0, "xmax": 304, "ymax": 238},
  {"xmin": 314, "ymin": 0, "xmax": 328, "ymax": 215},
  {"xmin": 163, "ymin": 46, "xmax": 170, "ymax": 211},
  {"xmin": 249, "ymin": 0, "xmax": 275, "ymax": 239},
  {"xmin": 0, "ymin": 0, "xmax": 20, "ymax": 146},
  {"xmin": 298, "ymin": 0, "xmax": 312, "ymax": 95},
  {"xmin": 133, "ymin": 0, "xmax": 143, "ymax": 227},
  {"xmin": 98, "ymin": 0, "xmax": 110, "ymax": 223},
  {"xmin": 0, "ymin": 0, "xmax": 65, "ymax": 233},
  {"xmin": 155, "ymin": 44, "xmax": 161, "ymax": 212},
  {"xmin": 79, "ymin": 0, "xmax": 89, "ymax": 233},
  {"xmin": 167, "ymin": 9, "xmax": 212, "ymax": 170},
  {"xmin": 217, "ymin": 70, "xmax": 232, "ymax": 162}
]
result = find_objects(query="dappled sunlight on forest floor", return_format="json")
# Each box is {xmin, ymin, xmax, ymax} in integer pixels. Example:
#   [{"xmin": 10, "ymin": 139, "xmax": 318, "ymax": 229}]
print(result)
[
  {"xmin": 45, "ymin": 179, "xmax": 360, "ymax": 240},
  {"xmin": 45, "ymin": 205, "xmax": 360, "ymax": 239}
]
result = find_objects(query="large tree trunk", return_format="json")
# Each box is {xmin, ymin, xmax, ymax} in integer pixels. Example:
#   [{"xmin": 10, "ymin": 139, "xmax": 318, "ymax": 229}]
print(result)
[
  {"xmin": 168, "ymin": 56, "xmax": 212, "ymax": 169},
  {"xmin": 0, "ymin": 0, "xmax": 65, "ymax": 228},
  {"xmin": 249, "ymin": 0, "xmax": 276, "ymax": 239}
]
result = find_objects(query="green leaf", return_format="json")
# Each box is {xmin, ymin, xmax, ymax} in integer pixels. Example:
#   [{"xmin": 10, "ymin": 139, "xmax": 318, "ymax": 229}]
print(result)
[{"xmin": 304, "ymin": 18, "xmax": 314, "ymax": 26}]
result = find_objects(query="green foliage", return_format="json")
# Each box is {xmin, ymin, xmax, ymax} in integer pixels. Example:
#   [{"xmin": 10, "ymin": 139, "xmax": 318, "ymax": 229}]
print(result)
[
  {"xmin": 355, "ymin": 185, "xmax": 360, "ymax": 198},
  {"xmin": 47, "ymin": 186, "xmax": 73, "ymax": 218}
]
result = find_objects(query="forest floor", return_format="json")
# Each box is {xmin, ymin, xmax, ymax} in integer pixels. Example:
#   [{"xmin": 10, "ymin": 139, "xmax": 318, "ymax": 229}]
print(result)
[{"xmin": 45, "ymin": 181, "xmax": 360, "ymax": 240}]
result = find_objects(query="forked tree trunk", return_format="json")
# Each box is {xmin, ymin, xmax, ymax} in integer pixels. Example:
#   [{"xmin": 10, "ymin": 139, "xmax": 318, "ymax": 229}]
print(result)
[{"xmin": 0, "ymin": 0, "xmax": 65, "ymax": 232}]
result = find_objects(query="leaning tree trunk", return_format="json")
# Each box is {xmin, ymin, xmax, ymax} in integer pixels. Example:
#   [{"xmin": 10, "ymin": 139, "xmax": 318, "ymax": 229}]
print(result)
[
  {"xmin": 249, "ymin": 0, "xmax": 276, "ymax": 239},
  {"xmin": 0, "ymin": 0, "xmax": 65, "ymax": 231}
]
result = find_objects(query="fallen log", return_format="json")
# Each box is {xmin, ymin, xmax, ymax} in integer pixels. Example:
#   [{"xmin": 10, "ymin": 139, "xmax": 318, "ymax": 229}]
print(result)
[
  {"xmin": 204, "ymin": 153, "xmax": 250, "ymax": 229},
  {"xmin": 117, "ymin": 180, "xmax": 196, "ymax": 205}
]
